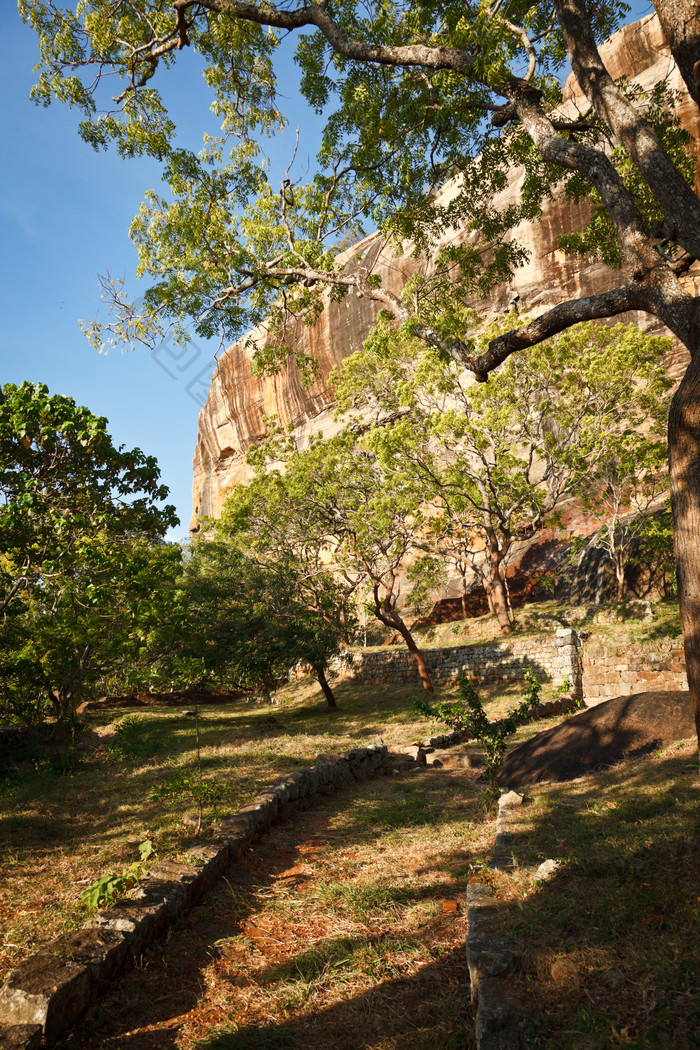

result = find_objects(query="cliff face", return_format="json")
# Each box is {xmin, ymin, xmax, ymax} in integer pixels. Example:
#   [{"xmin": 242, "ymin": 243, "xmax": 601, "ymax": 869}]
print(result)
[{"xmin": 192, "ymin": 13, "xmax": 700, "ymax": 530}]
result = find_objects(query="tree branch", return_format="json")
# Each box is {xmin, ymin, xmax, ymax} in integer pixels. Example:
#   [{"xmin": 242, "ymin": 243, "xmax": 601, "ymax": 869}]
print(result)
[
  {"xmin": 553, "ymin": 0, "xmax": 700, "ymax": 261},
  {"xmin": 467, "ymin": 283, "xmax": 649, "ymax": 380},
  {"xmin": 173, "ymin": 0, "xmax": 477, "ymax": 75}
]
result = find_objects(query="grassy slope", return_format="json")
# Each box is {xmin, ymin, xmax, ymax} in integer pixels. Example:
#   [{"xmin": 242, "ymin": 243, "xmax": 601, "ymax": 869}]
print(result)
[
  {"xmin": 58, "ymin": 764, "xmax": 492, "ymax": 1050},
  {"xmin": 497, "ymin": 740, "xmax": 700, "ymax": 1049},
  {"xmin": 0, "ymin": 598, "xmax": 695, "ymax": 1048},
  {"xmin": 0, "ymin": 675, "xmax": 475, "ymax": 981}
]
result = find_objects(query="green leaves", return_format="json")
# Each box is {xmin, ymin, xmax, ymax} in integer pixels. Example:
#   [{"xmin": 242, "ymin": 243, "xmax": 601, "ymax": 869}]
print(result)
[
  {"xmin": 80, "ymin": 840, "xmax": 154, "ymax": 912},
  {"xmin": 331, "ymin": 313, "xmax": 672, "ymax": 628},
  {"xmin": 0, "ymin": 381, "xmax": 180, "ymax": 730},
  {"xmin": 416, "ymin": 670, "xmax": 541, "ymax": 795}
]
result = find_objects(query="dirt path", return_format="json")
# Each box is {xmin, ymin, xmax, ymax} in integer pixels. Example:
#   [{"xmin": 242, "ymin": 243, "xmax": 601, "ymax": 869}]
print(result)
[{"xmin": 57, "ymin": 764, "xmax": 492, "ymax": 1050}]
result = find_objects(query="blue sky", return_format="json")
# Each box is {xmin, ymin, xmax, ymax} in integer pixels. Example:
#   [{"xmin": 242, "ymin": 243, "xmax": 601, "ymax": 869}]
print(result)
[{"xmin": 1, "ymin": 2, "xmax": 654, "ymax": 539}]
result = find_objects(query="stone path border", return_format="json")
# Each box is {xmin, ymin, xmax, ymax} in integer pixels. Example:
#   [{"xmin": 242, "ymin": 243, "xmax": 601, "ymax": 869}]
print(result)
[
  {"xmin": 466, "ymin": 790, "xmax": 528, "ymax": 1050},
  {"xmin": 0, "ymin": 723, "xmax": 554, "ymax": 1049},
  {"xmin": 0, "ymin": 740, "xmax": 441, "ymax": 1048}
]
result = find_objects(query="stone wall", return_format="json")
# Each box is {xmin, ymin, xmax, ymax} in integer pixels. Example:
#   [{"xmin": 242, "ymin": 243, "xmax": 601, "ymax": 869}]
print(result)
[
  {"xmin": 581, "ymin": 639, "xmax": 687, "ymax": 702},
  {"xmin": 334, "ymin": 631, "xmax": 689, "ymax": 704},
  {"xmin": 0, "ymin": 743, "xmax": 406, "ymax": 1047},
  {"xmin": 333, "ymin": 629, "xmax": 583, "ymax": 698}
]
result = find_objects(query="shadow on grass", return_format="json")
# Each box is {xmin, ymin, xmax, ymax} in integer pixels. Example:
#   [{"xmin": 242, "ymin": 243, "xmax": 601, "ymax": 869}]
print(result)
[
  {"xmin": 192, "ymin": 945, "xmax": 469, "ymax": 1050},
  {"xmin": 55, "ymin": 769, "xmax": 481, "ymax": 1050},
  {"xmin": 494, "ymin": 749, "xmax": 699, "ymax": 1049}
]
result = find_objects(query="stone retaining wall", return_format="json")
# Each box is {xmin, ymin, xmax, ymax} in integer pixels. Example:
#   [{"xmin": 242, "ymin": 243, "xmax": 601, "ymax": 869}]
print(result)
[
  {"xmin": 334, "ymin": 630, "xmax": 583, "ymax": 698},
  {"xmin": 581, "ymin": 638, "xmax": 687, "ymax": 702},
  {"xmin": 0, "ymin": 743, "xmax": 416, "ymax": 1048},
  {"xmin": 334, "ymin": 631, "xmax": 688, "ymax": 704}
]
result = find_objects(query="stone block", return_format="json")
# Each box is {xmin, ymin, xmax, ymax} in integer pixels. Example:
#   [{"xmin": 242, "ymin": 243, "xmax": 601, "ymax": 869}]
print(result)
[
  {"xmin": 271, "ymin": 780, "xmax": 292, "ymax": 804},
  {"xmin": 0, "ymin": 950, "xmax": 91, "ymax": 1044},
  {"xmin": 498, "ymin": 791, "xmax": 523, "ymax": 810},
  {"xmin": 185, "ymin": 842, "xmax": 231, "ymax": 891},
  {"xmin": 0, "ymin": 1026, "xmax": 43, "ymax": 1050},
  {"xmin": 147, "ymin": 860, "xmax": 201, "ymax": 906},
  {"xmin": 136, "ymin": 874, "xmax": 192, "ymax": 917},
  {"xmin": 49, "ymin": 928, "xmax": 128, "ymax": 983},
  {"xmin": 475, "ymin": 977, "xmax": 528, "ymax": 1049},
  {"xmin": 466, "ymin": 884, "xmax": 518, "ymax": 1004},
  {"xmin": 387, "ymin": 753, "xmax": 419, "ymax": 773},
  {"xmin": 254, "ymin": 790, "xmax": 281, "ymax": 814},
  {"xmin": 403, "ymin": 745, "xmax": 427, "ymax": 766},
  {"xmin": 93, "ymin": 893, "xmax": 170, "ymax": 958}
]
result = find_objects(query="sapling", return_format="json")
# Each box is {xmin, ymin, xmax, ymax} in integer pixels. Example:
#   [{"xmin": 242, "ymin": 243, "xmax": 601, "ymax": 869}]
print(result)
[
  {"xmin": 80, "ymin": 840, "xmax": 154, "ymax": 911},
  {"xmin": 150, "ymin": 698, "xmax": 225, "ymax": 834},
  {"xmin": 415, "ymin": 671, "xmax": 542, "ymax": 797}
]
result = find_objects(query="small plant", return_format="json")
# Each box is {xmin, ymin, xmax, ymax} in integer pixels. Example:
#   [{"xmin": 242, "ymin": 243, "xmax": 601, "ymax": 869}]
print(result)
[
  {"xmin": 150, "ymin": 773, "xmax": 225, "ymax": 833},
  {"xmin": 557, "ymin": 676, "xmax": 572, "ymax": 694},
  {"xmin": 415, "ymin": 671, "xmax": 542, "ymax": 798},
  {"xmin": 108, "ymin": 714, "xmax": 160, "ymax": 762},
  {"xmin": 80, "ymin": 840, "xmax": 154, "ymax": 912}
]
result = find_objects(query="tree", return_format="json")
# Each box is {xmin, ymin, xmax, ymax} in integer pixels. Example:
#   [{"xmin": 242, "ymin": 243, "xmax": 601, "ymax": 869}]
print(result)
[
  {"xmin": 219, "ymin": 462, "xmax": 360, "ymax": 646},
  {"xmin": 0, "ymin": 381, "xmax": 178, "ymax": 738},
  {"xmin": 334, "ymin": 316, "xmax": 673, "ymax": 631},
  {"xmin": 166, "ymin": 540, "xmax": 344, "ymax": 706},
  {"xmin": 239, "ymin": 430, "xmax": 436, "ymax": 691},
  {"xmin": 21, "ymin": 0, "xmax": 700, "ymax": 746},
  {"xmin": 575, "ymin": 435, "xmax": 670, "ymax": 601}
]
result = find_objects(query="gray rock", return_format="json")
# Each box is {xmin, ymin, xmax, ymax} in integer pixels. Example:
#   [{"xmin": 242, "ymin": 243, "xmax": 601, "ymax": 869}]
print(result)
[
  {"xmin": 93, "ymin": 892, "xmax": 171, "ymax": 957},
  {"xmin": 184, "ymin": 841, "xmax": 231, "ymax": 890},
  {"xmin": 466, "ymin": 882, "xmax": 519, "ymax": 1008},
  {"xmin": 534, "ymin": 859, "xmax": 559, "ymax": 881},
  {"xmin": 0, "ymin": 953, "xmax": 92, "ymax": 1044},
  {"xmin": 475, "ymin": 977, "xmax": 528, "ymax": 1048}
]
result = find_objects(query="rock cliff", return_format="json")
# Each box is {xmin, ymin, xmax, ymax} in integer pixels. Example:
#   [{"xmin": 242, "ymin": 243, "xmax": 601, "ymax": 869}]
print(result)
[{"xmin": 192, "ymin": 13, "xmax": 700, "ymax": 531}]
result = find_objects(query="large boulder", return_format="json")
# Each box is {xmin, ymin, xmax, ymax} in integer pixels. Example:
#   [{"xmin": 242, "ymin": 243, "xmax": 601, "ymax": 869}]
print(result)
[{"xmin": 499, "ymin": 690, "xmax": 695, "ymax": 787}]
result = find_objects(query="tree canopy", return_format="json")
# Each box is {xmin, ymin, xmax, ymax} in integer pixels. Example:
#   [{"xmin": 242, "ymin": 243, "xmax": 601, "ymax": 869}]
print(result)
[
  {"xmin": 154, "ymin": 540, "xmax": 345, "ymax": 706},
  {"xmin": 228, "ymin": 429, "xmax": 435, "ymax": 689},
  {"xmin": 0, "ymin": 381, "xmax": 178, "ymax": 735},
  {"xmin": 333, "ymin": 316, "xmax": 674, "ymax": 630}
]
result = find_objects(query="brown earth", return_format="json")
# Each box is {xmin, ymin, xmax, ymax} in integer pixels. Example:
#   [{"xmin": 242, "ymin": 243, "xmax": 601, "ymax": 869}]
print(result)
[
  {"xmin": 54, "ymin": 770, "xmax": 480, "ymax": 1050},
  {"xmin": 76, "ymin": 690, "xmax": 250, "ymax": 713},
  {"xmin": 499, "ymin": 690, "xmax": 696, "ymax": 787}
]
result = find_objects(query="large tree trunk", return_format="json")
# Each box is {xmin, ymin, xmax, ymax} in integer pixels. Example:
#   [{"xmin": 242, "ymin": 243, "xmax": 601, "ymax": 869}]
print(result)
[
  {"xmin": 316, "ymin": 667, "xmax": 338, "ymax": 708},
  {"xmin": 614, "ymin": 548, "xmax": 627, "ymax": 602},
  {"xmin": 668, "ymin": 349, "xmax": 700, "ymax": 752},
  {"xmin": 394, "ymin": 618, "xmax": 434, "ymax": 693},
  {"xmin": 461, "ymin": 577, "xmax": 469, "ymax": 620},
  {"xmin": 483, "ymin": 568, "xmax": 512, "ymax": 634},
  {"xmin": 652, "ymin": 0, "xmax": 700, "ymax": 107},
  {"xmin": 372, "ymin": 584, "xmax": 434, "ymax": 692}
]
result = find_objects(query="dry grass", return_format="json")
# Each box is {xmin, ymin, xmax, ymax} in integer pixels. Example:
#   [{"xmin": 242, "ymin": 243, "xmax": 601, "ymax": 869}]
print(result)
[
  {"xmin": 0, "ymin": 673, "xmax": 509, "ymax": 981},
  {"xmin": 411, "ymin": 599, "xmax": 682, "ymax": 649},
  {"xmin": 1, "ymin": 606, "xmax": 696, "ymax": 1048},
  {"xmin": 56, "ymin": 763, "xmax": 493, "ymax": 1050}
]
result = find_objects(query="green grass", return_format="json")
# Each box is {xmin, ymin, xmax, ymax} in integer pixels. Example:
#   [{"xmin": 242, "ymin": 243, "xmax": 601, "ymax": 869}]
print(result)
[{"xmin": 0, "ymin": 593, "xmax": 694, "ymax": 1047}]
